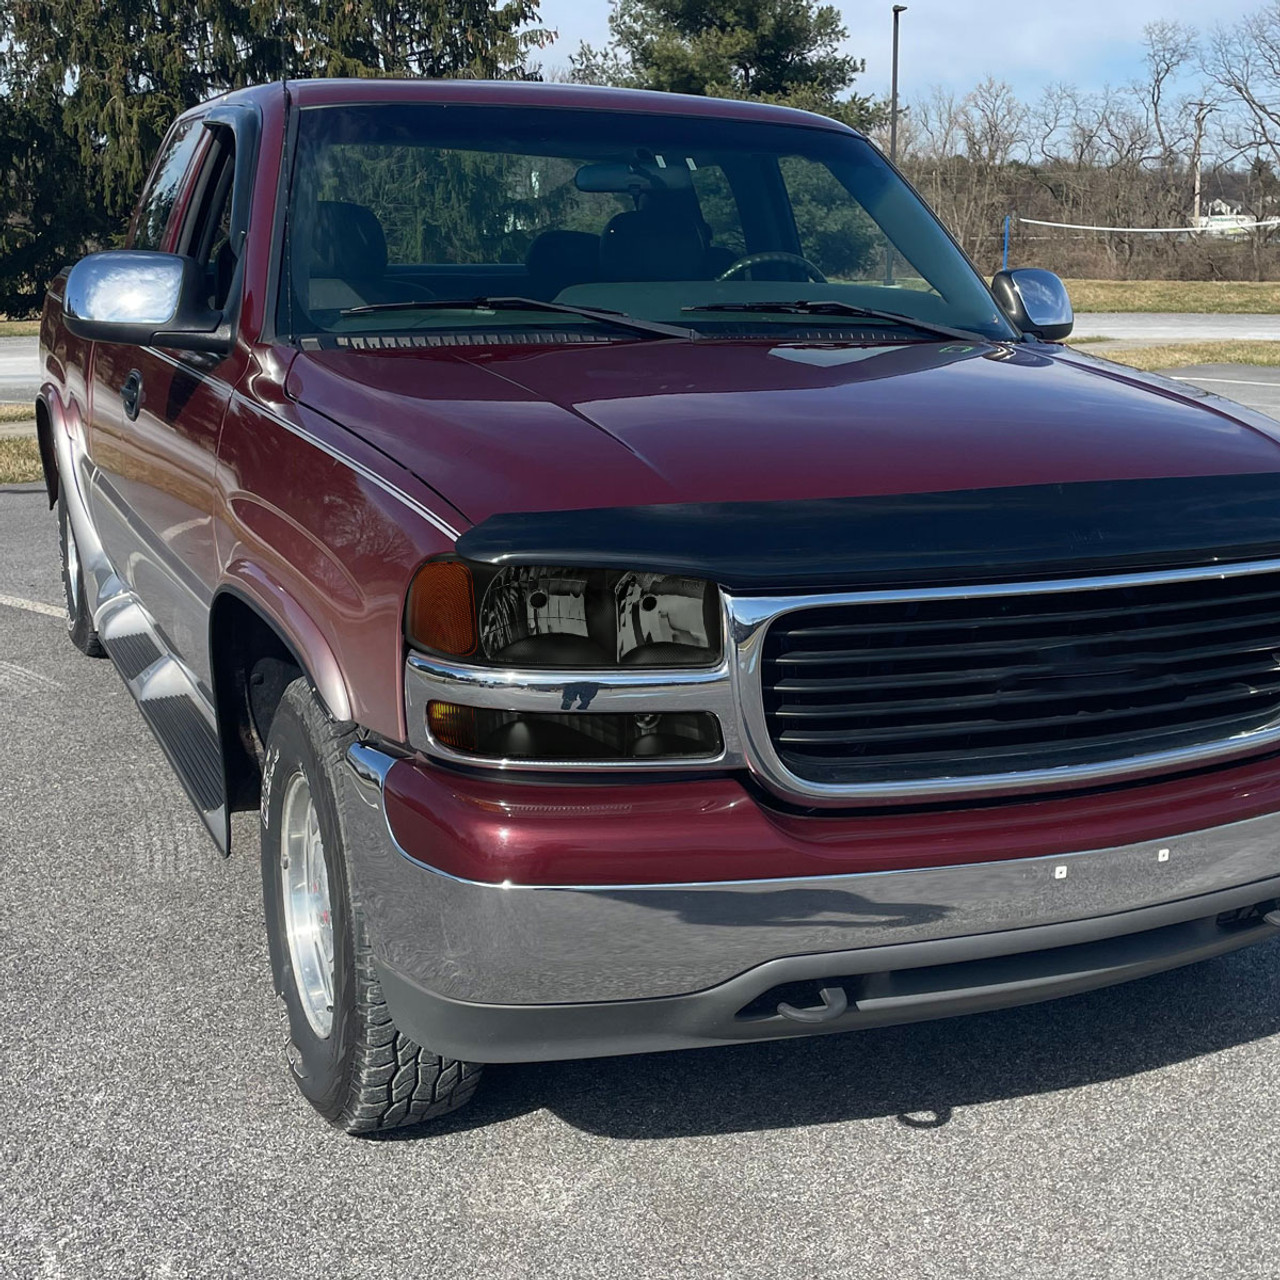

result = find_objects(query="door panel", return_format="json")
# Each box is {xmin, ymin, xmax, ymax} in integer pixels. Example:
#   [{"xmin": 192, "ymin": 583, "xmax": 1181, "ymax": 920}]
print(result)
[
  {"xmin": 87, "ymin": 342, "xmax": 231, "ymax": 690},
  {"xmin": 85, "ymin": 119, "xmax": 244, "ymax": 696}
]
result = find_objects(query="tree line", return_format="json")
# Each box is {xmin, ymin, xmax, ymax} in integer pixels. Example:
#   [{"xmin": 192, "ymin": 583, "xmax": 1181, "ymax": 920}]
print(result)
[{"xmin": 4, "ymin": 0, "xmax": 1280, "ymax": 314}]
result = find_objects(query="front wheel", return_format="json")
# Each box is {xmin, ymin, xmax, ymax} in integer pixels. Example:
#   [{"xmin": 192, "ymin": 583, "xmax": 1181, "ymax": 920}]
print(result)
[{"xmin": 260, "ymin": 678, "xmax": 482, "ymax": 1133}]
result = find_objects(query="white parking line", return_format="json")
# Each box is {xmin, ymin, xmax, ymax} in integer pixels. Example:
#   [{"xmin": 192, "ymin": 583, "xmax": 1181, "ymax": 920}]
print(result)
[
  {"xmin": 1172, "ymin": 375, "xmax": 1280, "ymax": 389},
  {"xmin": 0, "ymin": 592, "xmax": 62, "ymax": 619}
]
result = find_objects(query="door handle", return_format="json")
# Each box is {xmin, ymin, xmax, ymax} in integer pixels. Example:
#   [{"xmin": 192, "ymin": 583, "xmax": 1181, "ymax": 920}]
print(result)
[{"xmin": 121, "ymin": 369, "xmax": 143, "ymax": 421}]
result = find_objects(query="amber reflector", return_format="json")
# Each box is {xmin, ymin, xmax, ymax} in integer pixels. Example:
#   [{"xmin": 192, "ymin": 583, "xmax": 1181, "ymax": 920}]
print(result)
[
  {"xmin": 407, "ymin": 561, "xmax": 477, "ymax": 655},
  {"xmin": 427, "ymin": 702, "xmax": 479, "ymax": 752}
]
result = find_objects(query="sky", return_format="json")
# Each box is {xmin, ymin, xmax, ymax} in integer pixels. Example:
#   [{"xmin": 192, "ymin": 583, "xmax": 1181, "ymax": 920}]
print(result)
[{"xmin": 536, "ymin": 0, "xmax": 1263, "ymax": 103}]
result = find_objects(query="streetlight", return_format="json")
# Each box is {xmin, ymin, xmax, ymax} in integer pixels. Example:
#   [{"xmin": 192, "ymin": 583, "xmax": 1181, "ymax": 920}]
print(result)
[
  {"xmin": 890, "ymin": 5, "xmax": 908, "ymax": 165},
  {"xmin": 885, "ymin": 5, "xmax": 908, "ymax": 284}
]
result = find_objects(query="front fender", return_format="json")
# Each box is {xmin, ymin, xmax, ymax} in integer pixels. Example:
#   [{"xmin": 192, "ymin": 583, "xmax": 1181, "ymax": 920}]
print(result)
[{"xmin": 213, "ymin": 561, "xmax": 353, "ymax": 723}]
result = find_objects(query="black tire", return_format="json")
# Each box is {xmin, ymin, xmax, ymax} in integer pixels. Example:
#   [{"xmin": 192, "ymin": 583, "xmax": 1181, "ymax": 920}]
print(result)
[
  {"xmin": 260, "ymin": 678, "xmax": 482, "ymax": 1133},
  {"xmin": 58, "ymin": 488, "xmax": 105, "ymax": 656}
]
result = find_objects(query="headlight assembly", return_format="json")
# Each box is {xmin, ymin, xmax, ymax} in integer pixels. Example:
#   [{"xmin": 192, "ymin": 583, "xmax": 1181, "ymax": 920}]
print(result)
[{"xmin": 406, "ymin": 559, "xmax": 722, "ymax": 669}]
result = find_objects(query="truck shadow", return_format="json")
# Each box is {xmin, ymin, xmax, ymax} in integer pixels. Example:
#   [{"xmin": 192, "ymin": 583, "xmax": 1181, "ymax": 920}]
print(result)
[{"xmin": 413, "ymin": 936, "xmax": 1280, "ymax": 1141}]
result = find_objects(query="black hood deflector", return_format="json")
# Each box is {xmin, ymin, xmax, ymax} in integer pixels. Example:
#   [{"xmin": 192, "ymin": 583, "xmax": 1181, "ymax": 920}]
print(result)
[{"xmin": 455, "ymin": 473, "xmax": 1280, "ymax": 591}]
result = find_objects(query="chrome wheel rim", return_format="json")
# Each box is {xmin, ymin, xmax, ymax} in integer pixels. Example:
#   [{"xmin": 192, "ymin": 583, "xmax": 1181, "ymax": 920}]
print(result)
[{"xmin": 280, "ymin": 771, "xmax": 335, "ymax": 1038}]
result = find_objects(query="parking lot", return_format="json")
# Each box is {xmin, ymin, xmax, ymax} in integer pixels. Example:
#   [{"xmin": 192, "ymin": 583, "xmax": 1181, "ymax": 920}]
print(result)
[{"xmin": 4, "ymin": 370, "xmax": 1280, "ymax": 1278}]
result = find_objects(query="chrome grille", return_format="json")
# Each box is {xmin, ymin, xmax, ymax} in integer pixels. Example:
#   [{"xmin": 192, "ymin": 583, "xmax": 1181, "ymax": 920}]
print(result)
[{"xmin": 761, "ymin": 564, "xmax": 1280, "ymax": 787}]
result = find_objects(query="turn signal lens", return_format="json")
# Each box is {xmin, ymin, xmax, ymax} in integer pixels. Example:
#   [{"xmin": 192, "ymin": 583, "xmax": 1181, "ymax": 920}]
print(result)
[
  {"xmin": 427, "ymin": 701, "xmax": 479, "ymax": 752},
  {"xmin": 406, "ymin": 561, "xmax": 477, "ymax": 656}
]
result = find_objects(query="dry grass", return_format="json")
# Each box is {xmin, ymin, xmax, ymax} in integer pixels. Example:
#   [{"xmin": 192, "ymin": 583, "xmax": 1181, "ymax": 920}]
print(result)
[
  {"xmin": 0, "ymin": 437, "xmax": 42, "ymax": 483},
  {"xmin": 0, "ymin": 404, "xmax": 34, "ymax": 424},
  {"xmin": 1088, "ymin": 340, "xmax": 1280, "ymax": 372},
  {"xmin": 1064, "ymin": 279, "xmax": 1280, "ymax": 314},
  {"xmin": 0, "ymin": 319, "xmax": 40, "ymax": 336}
]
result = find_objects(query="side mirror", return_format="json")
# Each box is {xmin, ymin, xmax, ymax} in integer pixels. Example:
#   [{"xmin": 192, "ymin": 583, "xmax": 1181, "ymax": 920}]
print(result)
[
  {"xmin": 64, "ymin": 250, "xmax": 231, "ymax": 355},
  {"xmin": 991, "ymin": 268, "xmax": 1074, "ymax": 341}
]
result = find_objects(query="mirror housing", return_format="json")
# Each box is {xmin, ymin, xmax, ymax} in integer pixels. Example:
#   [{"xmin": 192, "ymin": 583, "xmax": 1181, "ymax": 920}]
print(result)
[
  {"xmin": 64, "ymin": 250, "xmax": 231, "ymax": 354},
  {"xmin": 991, "ymin": 268, "xmax": 1074, "ymax": 341}
]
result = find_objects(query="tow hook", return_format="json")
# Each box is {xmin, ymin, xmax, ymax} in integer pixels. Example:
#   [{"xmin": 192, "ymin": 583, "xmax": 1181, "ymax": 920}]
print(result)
[{"xmin": 777, "ymin": 984, "xmax": 849, "ymax": 1024}]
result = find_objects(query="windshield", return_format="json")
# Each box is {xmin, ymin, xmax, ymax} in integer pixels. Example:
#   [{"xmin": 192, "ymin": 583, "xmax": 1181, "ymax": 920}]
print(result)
[{"xmin": 280, "ymin": 103, "xmax": 1016, "ymax": 345}]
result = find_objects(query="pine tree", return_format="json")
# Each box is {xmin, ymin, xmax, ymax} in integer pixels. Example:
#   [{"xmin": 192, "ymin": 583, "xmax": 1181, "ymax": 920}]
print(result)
[
  {"xmin": 571, "ymin": 0, "xmax": 886, "ymax": 131},
  {"xmin": 0, "ymin": 0, "xmax": 552, "ymax": 312}
]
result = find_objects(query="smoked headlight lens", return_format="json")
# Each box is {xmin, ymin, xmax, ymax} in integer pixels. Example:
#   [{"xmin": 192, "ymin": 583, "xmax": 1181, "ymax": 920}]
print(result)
[
  {"xmin": 407, "ymin": 560, "xmax": 721, "ymax": 668},
  {"xmin": 478, "ymin": 565, "xmax": 720, "ymax": 667},
  {"xmin": 428, "ymin": 702, "xmax": 723, "ymax": 761}
]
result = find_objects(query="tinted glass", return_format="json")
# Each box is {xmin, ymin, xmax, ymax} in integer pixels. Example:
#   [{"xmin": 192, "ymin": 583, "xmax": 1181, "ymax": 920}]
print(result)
[
  {"xmin": 281, "ymin": 104, "xmax": 1014, "ymax": 342},
  {"xmin": 132, "ymin": 119, "xmax": 203, "ymax": 251},
  {"xmin": 182, "ymin": 141, "xmax": 238, "ymax": 311}
]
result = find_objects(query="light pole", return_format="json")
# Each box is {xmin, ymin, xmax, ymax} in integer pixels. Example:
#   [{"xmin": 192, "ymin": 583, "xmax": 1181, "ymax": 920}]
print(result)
[
  {"xmin": 885, "ymin": 5, "xmax": 908, "ymax": 284},
  {"xmin": 890, "ymin": 5, "xmax": 908, "ymax": 165}
]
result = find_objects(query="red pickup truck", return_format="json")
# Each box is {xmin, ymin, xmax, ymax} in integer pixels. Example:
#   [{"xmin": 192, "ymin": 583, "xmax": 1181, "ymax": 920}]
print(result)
[{"xmin": 38, "ymin": 78, "xmax": 1280, "ymax": 1134}]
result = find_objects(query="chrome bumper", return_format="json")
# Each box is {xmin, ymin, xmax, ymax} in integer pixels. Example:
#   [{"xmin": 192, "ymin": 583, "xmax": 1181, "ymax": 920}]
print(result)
[{"xmin": 343, "ymin": 744, "xmax": 1280, "ymax": 1010}]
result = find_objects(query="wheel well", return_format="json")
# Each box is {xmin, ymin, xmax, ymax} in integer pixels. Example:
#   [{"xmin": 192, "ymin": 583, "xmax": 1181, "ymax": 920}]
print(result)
[
  {"xmin": 210, "ymin": 592, "xmax": 305, "ymax": 819},
  {"xmin": 35, "ymin": 399, "xmax": 57, "ymax": 509}
]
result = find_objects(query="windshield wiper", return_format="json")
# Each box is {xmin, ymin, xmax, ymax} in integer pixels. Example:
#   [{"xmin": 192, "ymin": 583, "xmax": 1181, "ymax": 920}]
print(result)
[
  {"xmin": 339, "ymin": 296, "xmax": 697, "ymax": 341},
  {"xmin": 682, "ymin": 299, "xmax": 990, "ymax": 344}
]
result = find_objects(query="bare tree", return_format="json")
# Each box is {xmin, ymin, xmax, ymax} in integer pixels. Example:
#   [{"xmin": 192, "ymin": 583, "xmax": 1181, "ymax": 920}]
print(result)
[{"xmin": 1205, "ymin": 3, "xmax": 1280, "ymax": 170}]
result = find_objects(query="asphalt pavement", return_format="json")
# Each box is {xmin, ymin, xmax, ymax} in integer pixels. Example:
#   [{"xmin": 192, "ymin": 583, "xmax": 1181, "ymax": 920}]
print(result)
[
  {"xmin": 1071, "ymin": 312, "xmax": 1280, "ymax": 341},
  {"xmin": 0, "ymin": 335, "xmax": 40, "ymax": 404},
  {"xmin": 6, "ymin": 372, "xmax": 1280, "ymax": 1277}
]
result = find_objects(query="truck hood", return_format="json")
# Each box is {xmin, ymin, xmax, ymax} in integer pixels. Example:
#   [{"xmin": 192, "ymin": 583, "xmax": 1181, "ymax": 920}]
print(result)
[{"xmin": 285, "ymin": 339, "xmax": 1280, "ymax": 525}]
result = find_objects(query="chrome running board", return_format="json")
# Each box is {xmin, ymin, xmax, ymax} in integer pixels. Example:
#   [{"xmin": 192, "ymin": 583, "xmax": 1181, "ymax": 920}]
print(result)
[{"xmin": 48, "ymin": 392, "xmax": 228, "ymax": 851}]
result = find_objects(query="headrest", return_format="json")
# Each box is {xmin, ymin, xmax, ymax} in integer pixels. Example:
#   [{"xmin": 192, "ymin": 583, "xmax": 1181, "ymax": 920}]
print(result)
[
  {"xmin": 599, "ymin": 211, "xmax": 708, "ymax": 282},
  {"xmin": 311, "ymin": 201, "xmax": 389, "ymax": 280},
  {"xmin": 525, "ymin": 229, "xmax": 601, "ymax": 298}
]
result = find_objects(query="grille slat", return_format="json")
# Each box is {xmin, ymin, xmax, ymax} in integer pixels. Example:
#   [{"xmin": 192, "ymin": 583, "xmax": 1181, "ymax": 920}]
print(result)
[
  {"xmin": 762, "ymin": 566, "xmax": 1280, "ymax": 787},
  {"xmin": 777, "ymin": 682, "xmax": 1280, "ymax": 745},
  {"xmin": 778, "ymin": 583, "xmax": 1280, "ymax": 642},
  {"xmin": 773, "ymin": 637, "xmax": 1280, "ymax": 696},
  {"xmin": 775, "ymin": 612, "xmax": 1280, "ymax": 672},
  {"xmin": 773, "ymin": 658, "xmax": 1280, "ymax": 721}
]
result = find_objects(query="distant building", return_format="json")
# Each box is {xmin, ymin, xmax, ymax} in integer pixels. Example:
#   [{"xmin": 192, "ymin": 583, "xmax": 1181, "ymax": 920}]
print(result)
[{"xmin": 1193, "ymin": 198, "xmax": 1269, "ymax": 235}]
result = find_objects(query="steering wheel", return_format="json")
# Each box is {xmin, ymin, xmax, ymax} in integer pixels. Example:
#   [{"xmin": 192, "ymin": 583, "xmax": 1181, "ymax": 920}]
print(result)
[{"xmin": 716, "ymin": 251, "xmax": 828, "ymax": 283}]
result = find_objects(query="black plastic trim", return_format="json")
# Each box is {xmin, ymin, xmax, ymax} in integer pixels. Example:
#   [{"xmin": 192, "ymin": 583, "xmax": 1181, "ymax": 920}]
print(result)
[{"xmin": 455, "ymin": 473, "xmax": 1280, "ymax": 591}]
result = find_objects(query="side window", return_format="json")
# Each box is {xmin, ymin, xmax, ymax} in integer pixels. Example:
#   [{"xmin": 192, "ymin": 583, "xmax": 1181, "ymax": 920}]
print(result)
[
  {"xmin": 131, "ymin": 119, "xmax": 203, "ymax": 251},
  {"xmin": 179, "ymin": 136, "xmax": 239, "ymax": 312}
]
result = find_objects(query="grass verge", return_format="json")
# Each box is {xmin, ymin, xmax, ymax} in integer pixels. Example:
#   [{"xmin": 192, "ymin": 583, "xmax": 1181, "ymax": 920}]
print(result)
[
  {"xmin": 0, "ymin": 403, "xmax": 34, "ymax": 424},
  {"xmin": 0, "ymin": 437, "xmax": 42, "ymax": 484},
  {"xmin": 0, "ymin": 319, "xmax": 40, "ymax": 336},
  {"xmin": 1064, "ymin": 279, "xmax": 1280, "ymax": 314},
  {"xmin": 1086, "ymin": 341, "xmax": 1280, "ymax": 372}
]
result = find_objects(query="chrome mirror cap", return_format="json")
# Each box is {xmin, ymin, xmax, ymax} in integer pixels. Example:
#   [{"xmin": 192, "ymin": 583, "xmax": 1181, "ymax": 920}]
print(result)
[
  {"xmin": 991, "ymin": 268, "xmax": 1074, "ymax": 341},
  {"xmin": 62, "ymin": 250, "xmax": 231, "ymax": 355},
  {"xmin": 66, "ymin": 250, "xmax": 185, "ymax": 327}
]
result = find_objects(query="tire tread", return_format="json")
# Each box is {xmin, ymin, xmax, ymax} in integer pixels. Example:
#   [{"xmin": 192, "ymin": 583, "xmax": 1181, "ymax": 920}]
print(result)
[{"xmin": 274, "ymin": 680, "xmax": 481, "ymax": 1136}]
